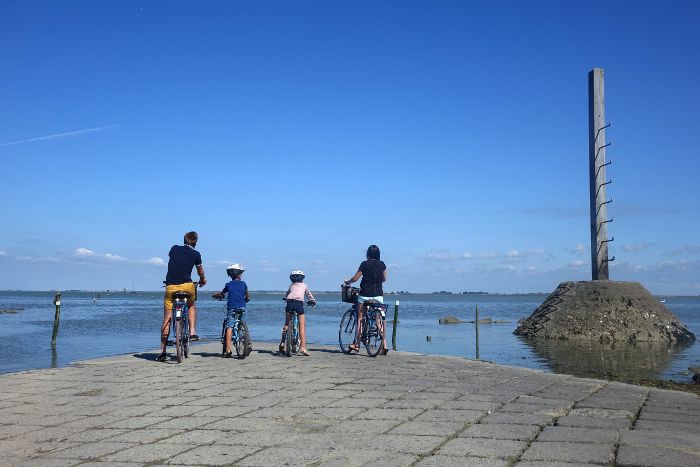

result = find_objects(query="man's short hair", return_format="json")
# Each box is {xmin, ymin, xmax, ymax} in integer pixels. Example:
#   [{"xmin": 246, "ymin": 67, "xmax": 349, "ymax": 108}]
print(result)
[{"xmin": 184, "ymin": 231, "xmax": 198, "ymax": 246}]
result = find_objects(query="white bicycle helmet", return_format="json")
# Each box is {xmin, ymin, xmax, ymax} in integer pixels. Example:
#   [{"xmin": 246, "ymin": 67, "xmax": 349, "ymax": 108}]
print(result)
[
  {"xmin": 227, "ymin": 264, "xmax": 245, "ymax": 278},
  {"xmin": 290, "ymin": 269, "xmax": 305, "ymax": 282}
]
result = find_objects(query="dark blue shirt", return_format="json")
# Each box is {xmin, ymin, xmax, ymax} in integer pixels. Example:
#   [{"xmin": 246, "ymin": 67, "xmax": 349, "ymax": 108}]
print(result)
[
  {"xmin": 165, "ymin": 245, "xmax": 202, "ymax": 285},
  {"xmin": 225, "ymin": 280, "xmax": 248, "ymax": 309},
  {"xmin": 359, "ymin": 259, "xmax": 386, "ymax": 297}
]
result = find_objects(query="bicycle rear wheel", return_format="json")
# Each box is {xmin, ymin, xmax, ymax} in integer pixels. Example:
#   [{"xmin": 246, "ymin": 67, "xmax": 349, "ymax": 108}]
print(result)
[
  {"xmin": 339, "ymin": 309, "xmax": 356, "ymax": 354},
  {"xmin": 285, "ymin": 318, "xmax": 295, "ymax": 357},
  {"xmin": 235, "ymin": 321, "xmax": 251, "ymax": 359},
  {"xmin": 365, "ymin": 310, "xmax": 383, "ymax": 357},
  {"xmin": 175, "ymin": 319, "xmax": 184, "ymax": 363}
]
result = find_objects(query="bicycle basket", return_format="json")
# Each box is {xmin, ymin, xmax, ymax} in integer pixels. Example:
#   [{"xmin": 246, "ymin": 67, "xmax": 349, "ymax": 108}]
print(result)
[{"xmin": 341, "ymin": 285, "xmax": 359, "ymax": 304}]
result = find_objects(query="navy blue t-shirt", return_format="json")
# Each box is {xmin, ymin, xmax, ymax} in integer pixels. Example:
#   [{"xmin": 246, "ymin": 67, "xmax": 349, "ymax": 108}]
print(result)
[
  {"xmin": 226, "ymin": 280, "xmax": 248, "ymax": 309},
  {"xmin": 359, "ymin": 259, "xmax": 386, "ymax": 297},
  {"xmin": 165, "ymin": 245, "xmax": 202, "ymax": 285}
]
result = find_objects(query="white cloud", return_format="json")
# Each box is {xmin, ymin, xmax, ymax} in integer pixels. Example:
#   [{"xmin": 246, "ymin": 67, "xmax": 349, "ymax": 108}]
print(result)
[
  {"xmin": 16, "ymin": 255, "xmax": 61, "ymax": 263},
  {"xmin": 568, "ymin": 259, "xmax": 585, "ymax": 268},
  {"xmin": 478, "ymin": 252, "xmax": 498, "ymax": 259},
  {"xmin": 667, "ymin": 245, "xmax": 700, "ymax": 257},
  {"xmin": 73, "ymin": 248, "xmax": 127, "ymax": 263},
  {"xmin": 507, "ymin": 249, "xmax": 519, "ymax": 258},
  {"xmin": 0, "ymin": 251, "xmax": 6, "ymax": 256},
  {"xmin": 258, "ymin": 260, "xmax": 280, "ymax": 273},
  {"xmin": 572, "ymin": 243, "xmax": 586, "ymax": 256},
  {"xmin": 621, "ymin": 242, "xmax": 656, "ymax": 252},
  {"xmin": 144, "ymin": 257, "xmax": 165, "ymax": 266},
  {"xmin": 419, "ymin": 250, "xmax": 474, "ymax": 262}
]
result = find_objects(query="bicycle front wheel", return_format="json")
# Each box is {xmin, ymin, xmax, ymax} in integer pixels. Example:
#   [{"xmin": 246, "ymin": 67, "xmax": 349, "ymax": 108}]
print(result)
[
  {"xmin": 339, "ymin": 309, "xmax": 356, "ymax": 354},
  {"xmin": 365, "ymin": 310, "xmax": 383, "ymax": 357},
  {"xmin": 235, "ymin": 321, "xmax": 251, "ymax": 359},
  {"xmin": 175, "ymin": 319, "xmax": 184, "ymax": 363}
]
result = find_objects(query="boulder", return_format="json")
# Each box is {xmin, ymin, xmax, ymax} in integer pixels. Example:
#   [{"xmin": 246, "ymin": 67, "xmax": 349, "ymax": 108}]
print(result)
[{"xmin": 513, "ymin": 281, "xmax": 695, "ymax": 343}]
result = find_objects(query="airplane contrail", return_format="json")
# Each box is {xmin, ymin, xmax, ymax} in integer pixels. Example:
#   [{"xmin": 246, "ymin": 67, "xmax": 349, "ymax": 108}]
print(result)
[{"xmin": 1, "ymin": 124, "xmax": 118, "ymax": 146}]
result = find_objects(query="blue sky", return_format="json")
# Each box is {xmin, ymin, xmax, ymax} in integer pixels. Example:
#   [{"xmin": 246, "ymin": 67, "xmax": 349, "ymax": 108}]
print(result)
[{"xmin": 1, "ymin": 1, "xmax": 699, "ymax": 294}]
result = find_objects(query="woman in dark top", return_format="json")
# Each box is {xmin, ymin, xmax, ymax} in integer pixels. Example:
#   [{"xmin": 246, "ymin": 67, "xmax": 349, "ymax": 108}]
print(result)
[{"xmin": 344, "ymin": 244, "xmax": 388, "ymax": 354}]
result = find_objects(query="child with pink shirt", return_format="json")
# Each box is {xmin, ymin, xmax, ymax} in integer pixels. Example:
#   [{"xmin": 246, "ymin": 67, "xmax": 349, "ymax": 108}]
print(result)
[{"xmin": 279, "ymin": 269, "xmax": 316, "ymax": 356}]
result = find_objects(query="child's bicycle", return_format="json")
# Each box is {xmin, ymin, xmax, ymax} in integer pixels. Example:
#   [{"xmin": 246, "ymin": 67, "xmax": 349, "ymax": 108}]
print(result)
[
  {"xmin": 281, "ymin": 300, "xmax": 315, "ymax": 357},
  {"xmin": 220, "ymin": 308, "xmax": 252, "ymax": 359},
  {"xmin": 339, "ymin": 285, "xmax": 386, "ymax": 357}
]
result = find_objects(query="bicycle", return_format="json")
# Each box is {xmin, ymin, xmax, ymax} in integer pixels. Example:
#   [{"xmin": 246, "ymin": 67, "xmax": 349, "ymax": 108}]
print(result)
[
  {"xmin": 220, "ymin": 308, "xmax": 252, "ymax": 359},
  {"xmin": 282, "ymin": 300, "xmax": 315, "ymax": 357},
  {"xmin": 171, "ymin": 289, "xmax": 192, "ymax": 363},
  {"xmin": 338, "ymin": 285, "xmax": 386, "ymax": 357}
]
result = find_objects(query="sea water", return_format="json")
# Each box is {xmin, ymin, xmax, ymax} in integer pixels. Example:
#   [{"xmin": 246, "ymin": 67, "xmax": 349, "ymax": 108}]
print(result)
[{"xmin": 1, "ymin": 291, "xmax": 698, "ymax": 383}]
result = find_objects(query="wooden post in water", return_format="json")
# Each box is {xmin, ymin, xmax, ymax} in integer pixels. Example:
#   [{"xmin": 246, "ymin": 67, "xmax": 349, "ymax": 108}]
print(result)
[
  {"xmin": 475, "ymin": 305, "xmax": 480, "ymax": 360},
  {"xmin": 391, "ymin": 300, "xmax": 399, "ymax": 350},
  {"xmin": 51, "ymin": 291, "xmax": 61, "ymax": 347},
  {"xmin": 589, "ymin": 68, "xmax": 611, "ymax": 280}
]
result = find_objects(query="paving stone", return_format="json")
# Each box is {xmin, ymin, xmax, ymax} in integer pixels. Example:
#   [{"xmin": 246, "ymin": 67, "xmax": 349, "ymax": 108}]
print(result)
[
  {"xmin": 388, "ymin": 420, "xmax": 463, "ymax": 436},
  {"xmin": 164, "ymin": 443, "xmax": 260, "ymax": 465},
  {"xmin": 537, "ymin": 426, "xmax": 619, "ymax": 444},
  {"xmin": 236, "ymin": 447, "xmax": 333, "ymax": 466},
  {"xmin": 103, "ymin": 442, "xmax": 193, "ymax": 463},
  {"xmin": 616, "ymin": 444, "xmax": 700, "ymax": 467},
  {"xmin": 633, "ymin": 419, "xmax": 698, "ymax": 433},
  {"xmin": 481, "ymin": 412, "xmax": 553, "ymax": 426},
  {"xmin": 414, "ymin": 455, "xmax": 510, "ymax": 466},
  {"xmin": 556, "ymin": 415, "xmax": 631, "ymax": 429},
  {"xmin": 514, "ymin": 462, "xmax": 601, "ymax": 467},
  {"xmin": 459, "ymin": 423, "xmax": 541, "ymax": 441},
  {"xmin": 619, "ymin": 429, "xmax": 700, "ymax": 451},
  {"xmin": 109, "ymin": 428, "xmax": 179, "ymax": 444},
  {"xmin": 318, "ymin": 448, "xmax": 417, "ymax": 466},
  {"xmin": 50, "ymin": 442, "xmax": 137, "ymax": 460},
  {"xmin": 63, "ymin": 428, "xmax": 129, "ymax": 443},
  {"xmin": 520, "ymin": 440, "xmax": 615, "ymax": 464},
  {"xmin": 569, "ymin": 407, "xmax": 635, "ymax": 420},
  {"xmin": 413, "ymin": 408, "xmax": 483, "ymax": 423},
  {"xmin": 637, "ymin": 410, "xmax": 698, "ymax": 424},
  {"xmin": 437, "ymin": 437, "xmax": 528, "ymax": 459}
]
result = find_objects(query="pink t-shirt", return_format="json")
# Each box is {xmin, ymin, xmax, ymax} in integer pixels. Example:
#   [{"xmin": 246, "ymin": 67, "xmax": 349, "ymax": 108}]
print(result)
[{"xmin": 286, "ymin": 282, "xmax": 315, "ymax": 302}]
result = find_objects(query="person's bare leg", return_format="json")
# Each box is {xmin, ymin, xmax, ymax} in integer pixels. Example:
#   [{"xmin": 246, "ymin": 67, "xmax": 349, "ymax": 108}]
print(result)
[
  {"xmin": 224, "ymin": 328, "xmax": 232, "ymax": 354},
  {"xmin": 160, "ymin": 305, "xmax": 171, "ymax": 354},
  {"xmin": 188, "ymin": 304, "xmax": 197, "ymax": 336},
  {"xmin": 299, "ymin": 314, "xmax": 308, "ymax": 354},
  {"xmin": 355, "ymin": 303, "xmax": 365, "ymax": 351}
]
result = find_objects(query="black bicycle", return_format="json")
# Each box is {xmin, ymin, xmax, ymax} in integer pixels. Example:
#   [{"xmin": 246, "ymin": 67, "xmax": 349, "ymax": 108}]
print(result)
[
  {"xmin": 171, "ymin": 290, "xmax": 191, "ymax": 363},
  {"xmin": 339, "ymin": 286, "xmax": 385, "ymax": 357}
]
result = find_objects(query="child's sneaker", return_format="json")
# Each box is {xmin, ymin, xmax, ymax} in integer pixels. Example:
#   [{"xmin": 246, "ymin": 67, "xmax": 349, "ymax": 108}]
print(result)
[{"xmin": 156, "ymin": 353, "xmax": 167, "ymax": 362}]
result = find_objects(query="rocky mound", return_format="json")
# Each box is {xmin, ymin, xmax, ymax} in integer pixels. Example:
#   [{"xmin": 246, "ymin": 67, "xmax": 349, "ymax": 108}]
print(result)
[{"xmin": 514, "ymin": 281, "xmax": 695, "ymax": 343}]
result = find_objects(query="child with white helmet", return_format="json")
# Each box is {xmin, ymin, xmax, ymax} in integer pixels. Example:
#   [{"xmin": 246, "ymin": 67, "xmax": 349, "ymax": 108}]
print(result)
[
  {"xmin": 280, "ymin": 269, "xmax": 316, "ymax": 356},
  {"xmin": 212, "ymin": 264, "xmax": 250, "ymax": 357}
]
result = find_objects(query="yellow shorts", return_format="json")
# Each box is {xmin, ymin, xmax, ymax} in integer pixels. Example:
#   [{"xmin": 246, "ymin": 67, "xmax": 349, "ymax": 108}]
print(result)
[{"xmin": 164, "ymin": 282, "xmax": 196, "ymax": 311}]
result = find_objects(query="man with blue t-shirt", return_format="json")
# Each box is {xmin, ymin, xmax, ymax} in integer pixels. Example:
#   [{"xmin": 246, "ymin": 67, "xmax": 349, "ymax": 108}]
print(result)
[{"xmin": 157, "ymin": 231, "xmax": 207, "ymax": 362}]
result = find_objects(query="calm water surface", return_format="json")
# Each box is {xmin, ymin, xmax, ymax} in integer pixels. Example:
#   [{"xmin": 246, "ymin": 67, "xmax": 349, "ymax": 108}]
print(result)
[{"xmin": 1, "ymin": 291, "xmax": 698, "ymax": 383}]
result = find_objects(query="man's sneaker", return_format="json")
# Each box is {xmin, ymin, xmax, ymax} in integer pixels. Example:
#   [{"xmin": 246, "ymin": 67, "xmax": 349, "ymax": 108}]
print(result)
[
  {"xmin": 156, "ymin": 353, "xmax": 167, "ymax": 362},
  {"xmin": 190, "ymin": 334, "xmax": 200, "ymax": 341}
]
